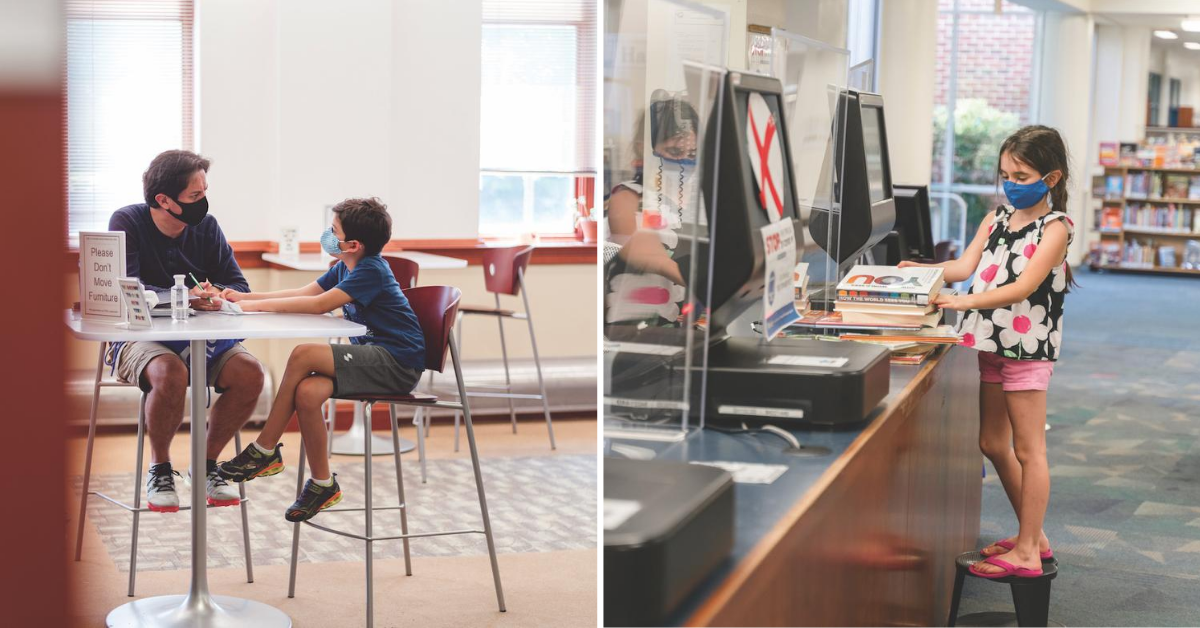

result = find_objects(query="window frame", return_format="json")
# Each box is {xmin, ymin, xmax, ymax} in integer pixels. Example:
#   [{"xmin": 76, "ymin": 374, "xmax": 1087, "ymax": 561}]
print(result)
[
  {"xmin": 64, "ymin": 0, "xmax": 196, "ymax": 243},
  {"xmin": 478, "ymin": 4, "xmax": 597, "ymax": 238}
]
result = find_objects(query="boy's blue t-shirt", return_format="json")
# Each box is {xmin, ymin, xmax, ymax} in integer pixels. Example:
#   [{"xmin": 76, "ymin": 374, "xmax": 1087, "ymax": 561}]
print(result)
[{"xmin": 317, "ymin": 256, "xmax": 426, "ymax": 372}]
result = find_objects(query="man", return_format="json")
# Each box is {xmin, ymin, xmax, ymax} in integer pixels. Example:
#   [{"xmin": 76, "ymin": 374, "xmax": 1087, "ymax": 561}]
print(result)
[{"xmin": 107, "ymin": 149, "xmax": 266, "ymax": 512}]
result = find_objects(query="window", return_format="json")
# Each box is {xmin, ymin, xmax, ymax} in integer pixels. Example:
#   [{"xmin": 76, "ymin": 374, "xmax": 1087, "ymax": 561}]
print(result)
[
  {"xmin": 479, "ymin": 0, "xmax": 597, "ymax": 237},
  {"xmin": 931, "ymin": 0, "xmax": 1040, "ymax": 247},
  {"xmin": 1148, "ymin": 72, "xmax": 1162, "ymax": 127},
  {"xmin": 66, "ymin": 0, "xmax": 195, "ymax": 241},
  {"xmin": 846, "ymin": 0, "xmax": 880, "ymax": 91}
]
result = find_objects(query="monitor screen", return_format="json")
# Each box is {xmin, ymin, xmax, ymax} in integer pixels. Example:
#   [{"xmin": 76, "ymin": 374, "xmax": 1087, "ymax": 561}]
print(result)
[{"xmin": 860, "ymin": 104, "xmax": 888, "ymax": 204}]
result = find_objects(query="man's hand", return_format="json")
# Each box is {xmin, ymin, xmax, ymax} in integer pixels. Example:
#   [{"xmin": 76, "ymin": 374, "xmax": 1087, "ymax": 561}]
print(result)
[{"xmin": 189, "ymin": 285, "xmax": 222, "ymax": 311}]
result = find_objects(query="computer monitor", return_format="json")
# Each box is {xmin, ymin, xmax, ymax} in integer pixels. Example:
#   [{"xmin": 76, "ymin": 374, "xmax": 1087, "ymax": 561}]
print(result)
[
  {"xmin": 696, "ymin": 71, "xmax": 804, "ymax": 334},
  {"xmin": 809, "ymin": 89, "xmax": 896, "ymax": 267},
  {"xmin": 893, "ymin": 184, "xmax": 935, "ymax": 261}
]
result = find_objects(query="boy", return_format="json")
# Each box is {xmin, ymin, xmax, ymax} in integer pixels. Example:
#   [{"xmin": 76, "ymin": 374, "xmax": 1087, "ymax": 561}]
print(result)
[{"xmin": 216, "ymin": 198, "xmax": 425, "ymax": 522}]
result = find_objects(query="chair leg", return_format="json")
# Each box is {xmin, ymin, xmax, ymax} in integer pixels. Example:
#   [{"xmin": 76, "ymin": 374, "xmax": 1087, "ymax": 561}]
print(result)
[
  {"xmin": 495, "ymin": 293, "xmax": 517, "ymax": 434},
  {"xmin": 389, "ymin": 405, "xmax": 412, "ymax": 575},
  {"xmin": 1011, "ymin": 579, "xmax": 1053, "ymax": 627},
  {"xmin": 415, "ymin": 407, "xmax": 428, "ymax": 484},
  {"xmin": 365, "ymin": 402, "xmax": 375, "ymax": 628},
  {"xmin": 287, "ymin": 438, "xmax": 308, "ymax": 598},
  {"xmin": 519, "ymin": 271, "xmax": 556, "ymax": 450},
  {"xmin": 946, "ymin": 562, "xmax": 967, "ymax": 627},
  {"xmin": 234, "ymin": 430, "xmax": 254, "ymax": 584},
  {"xmin": 75, "ymin": 343, "xmax": 106, "ymax": 563},
  {"xmin": 128, "ymin": 393, "xmax": 147, "ymax": 597},
  {"xmin": 454, "ymin": 314, "xmax": 463, "ymax": 453},
  {"xmin": 450, "ymin": 336, "xmax": 506, "ymax": 612}
]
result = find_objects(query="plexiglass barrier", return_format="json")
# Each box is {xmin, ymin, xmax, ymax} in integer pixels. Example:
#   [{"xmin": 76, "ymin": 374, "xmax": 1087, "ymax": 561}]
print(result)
[{"xmin": 602, "ymin": 0, "xmax": 728, "ymax": 440}]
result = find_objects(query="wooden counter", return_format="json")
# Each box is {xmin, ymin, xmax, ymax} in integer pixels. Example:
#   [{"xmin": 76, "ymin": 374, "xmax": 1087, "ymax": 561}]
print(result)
[{"xmin": 610, "ymin": 345, "xmax": 982, "ymax": 626}]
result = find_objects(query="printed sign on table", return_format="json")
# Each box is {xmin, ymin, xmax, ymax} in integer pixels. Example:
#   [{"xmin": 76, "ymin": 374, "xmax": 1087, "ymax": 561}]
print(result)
[
  {"xmin": 760, "ymin": 219, "xmax": 800, "ymax": 340},
  {"xmin": 79, "ymin": 231, "xmax": 126, "ymax": 323},
  {"xmin": 118, "ymin": 278, "xmax": 153, "ymax": 329}
]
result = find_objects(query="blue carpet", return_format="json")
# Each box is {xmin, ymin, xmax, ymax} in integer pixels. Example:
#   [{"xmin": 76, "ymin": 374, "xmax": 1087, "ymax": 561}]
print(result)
[{"xmin": 957, "ymin": 269, "xmax": 1200, "ymax": 626}]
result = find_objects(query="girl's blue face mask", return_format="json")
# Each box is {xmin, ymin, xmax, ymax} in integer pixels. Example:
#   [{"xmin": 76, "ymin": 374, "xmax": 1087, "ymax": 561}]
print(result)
[
  {"xmin": 320, "ymin": 227, "xmax": 343, "ymax": 256},
  {"xmin": 1002, "ymin": 173, "xmax": 1053, "ymax": 210},
  {"xmin": 653, "ymin": 150, "xmax": 696, "ymax": 167}
]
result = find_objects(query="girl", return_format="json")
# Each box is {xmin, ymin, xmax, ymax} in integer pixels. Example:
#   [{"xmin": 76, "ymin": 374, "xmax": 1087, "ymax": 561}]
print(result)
[{"xmin": 901, "ymin": 125, "xmax": 1074, "ymax": 578}]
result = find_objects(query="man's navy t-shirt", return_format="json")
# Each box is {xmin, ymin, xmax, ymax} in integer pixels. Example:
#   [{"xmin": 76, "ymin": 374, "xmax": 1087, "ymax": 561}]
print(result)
[{"xmin": 317, "ymin": 256, "xmax": 426, "ymax": 372}]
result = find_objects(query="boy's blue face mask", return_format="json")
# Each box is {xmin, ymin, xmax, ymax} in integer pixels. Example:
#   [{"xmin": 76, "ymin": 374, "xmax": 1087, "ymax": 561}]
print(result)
[
  {"xmin": 320, "ymin": 227, "xmax": 343, "ymax": 255},
  {"xmin": 1003, "ymin": 173, "xmax": 1053, "ymax": 210}
]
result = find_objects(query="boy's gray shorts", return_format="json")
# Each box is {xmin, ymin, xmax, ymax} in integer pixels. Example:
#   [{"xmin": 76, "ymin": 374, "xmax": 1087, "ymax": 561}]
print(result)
[{"xmin": 331, "ymin": 344, "xmax": 421, "ymax": 398}]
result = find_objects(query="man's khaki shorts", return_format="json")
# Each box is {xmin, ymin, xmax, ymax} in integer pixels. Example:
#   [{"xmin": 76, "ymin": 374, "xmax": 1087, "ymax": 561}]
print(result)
[{"xmin": 114, "ymin": 342, "xmax": 253, "ymax": 393}]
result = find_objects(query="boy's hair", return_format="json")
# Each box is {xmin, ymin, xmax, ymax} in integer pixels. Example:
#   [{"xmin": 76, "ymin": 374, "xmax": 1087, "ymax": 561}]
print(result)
[
  {"xmin": 997, "ymin": 125, "xmax": 1078, "ymax": 290},
  {"xmin": 144, "ymin": 150, "xmax": 210, "ymax": 208},
  {"xmin": 333, "ymin": 197, "xmax": 392, "ymax": 256}
]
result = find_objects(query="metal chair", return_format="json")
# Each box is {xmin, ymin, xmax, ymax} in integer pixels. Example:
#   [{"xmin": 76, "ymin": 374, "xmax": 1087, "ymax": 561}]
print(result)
[
  {"xmin": 73, "ymin": 342, "xmax": 254, "ymax": 596},
  {"xmin": 287, "ymin": 285, "xmax": 506, "ymax": 627},
  {"xmin": 442, "ymin": 246, "xmax": 555, "ymax": 467},
  {"xmin": 327, "ymin": 255, "xmax": 422, "ymax": 458}
]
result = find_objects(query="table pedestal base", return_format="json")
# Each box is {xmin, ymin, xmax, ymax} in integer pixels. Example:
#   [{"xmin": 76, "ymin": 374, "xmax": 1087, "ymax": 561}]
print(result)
[
  {"xmin": 330, "ymin": 402, "xmax": 416, "ymax": 455},
  {"xmin": 107, "ymin": 595, "xmax": 291, "ymax": 627}
]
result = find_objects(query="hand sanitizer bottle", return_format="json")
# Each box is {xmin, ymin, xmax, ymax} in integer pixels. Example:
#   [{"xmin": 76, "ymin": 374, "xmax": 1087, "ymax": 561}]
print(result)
[{"xmin": 171, "ymin": 274, "xmax": 189, "ymax": 322}]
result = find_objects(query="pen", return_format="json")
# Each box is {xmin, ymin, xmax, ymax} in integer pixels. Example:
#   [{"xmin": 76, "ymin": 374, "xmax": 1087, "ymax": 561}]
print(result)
[{"xmin": 188, "ymin": 272, "xmax": 213, "ymax": 303}]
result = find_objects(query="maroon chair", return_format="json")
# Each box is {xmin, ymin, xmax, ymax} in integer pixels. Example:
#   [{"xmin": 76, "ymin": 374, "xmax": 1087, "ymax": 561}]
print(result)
[
  {"xmin": 287, "ymin": 286, "xmax": 506, "ymax": 624},
  {"xmin": 452, "ymin": 245, "xmax": 555, "ymax": 452},
  {"xmin": 384, "ymin": 255, "xmax": 420, "ymax": 290},
  {"xmin": 326, "ymin": 254, "xmax": 423, "ymax": 459}
]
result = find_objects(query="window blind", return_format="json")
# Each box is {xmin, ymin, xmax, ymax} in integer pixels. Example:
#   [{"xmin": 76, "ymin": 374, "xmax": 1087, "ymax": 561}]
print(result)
[
  {"xmin": 480, "ymin": 0, "xmax": 597, "ymax": 174},
  {"xmin": 65, "ymin": 0, "xmax": 194, "ymax": 241}
]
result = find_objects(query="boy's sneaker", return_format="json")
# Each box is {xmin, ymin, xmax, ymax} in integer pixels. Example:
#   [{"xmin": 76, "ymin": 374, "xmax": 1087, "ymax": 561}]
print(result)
[
  {"xmin": 146, "ymin": 462, "xmax": 181, "ymax": 513},
  {"xmin": 217, "ymin": 443, "xmax": 284, "ymax": 483},
  {"xmin": 187, "ymin": 464, "xmax": 241, "ymax": 507},
  {"xmin": 285, "ymin": 475, "xmax": 343, "ymax": 523}
]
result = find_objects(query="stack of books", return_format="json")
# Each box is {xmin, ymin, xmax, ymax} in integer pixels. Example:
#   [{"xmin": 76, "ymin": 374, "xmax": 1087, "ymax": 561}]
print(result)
[
  {"xmin": 834, "ymin": 265, "xmax": 945, "ymax": 328},
  {"xmin": 839, "ymin": 325, "xmax": 961, "ymax": 365},
  {"xmin": 793, "ymin": 262, "xmax": 810, "ymax": 314}
]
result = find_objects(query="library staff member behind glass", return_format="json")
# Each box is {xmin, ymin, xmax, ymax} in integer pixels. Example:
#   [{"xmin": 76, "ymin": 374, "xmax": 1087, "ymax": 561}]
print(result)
[{"xmin": 105, "ymin": 149, "xmax": 266, "ymax": 516}]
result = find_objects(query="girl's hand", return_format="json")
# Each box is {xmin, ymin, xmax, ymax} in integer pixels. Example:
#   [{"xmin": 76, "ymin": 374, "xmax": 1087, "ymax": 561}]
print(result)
[
  {"xmin": 897, "ymin": 260, "xmax": 925, "ymax": 269},
  {"xmin": 932, "ymin": 293, "xmax": 973, "ymax": 311},
  {"xmin": 238, "ymin": 300, "xmax": 260, "ymax": 312}
]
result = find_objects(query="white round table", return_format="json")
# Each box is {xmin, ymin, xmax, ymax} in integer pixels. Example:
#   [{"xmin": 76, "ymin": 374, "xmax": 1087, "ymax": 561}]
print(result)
[{"xmin": 68, "ymin": 310, "xmax": 366, "ymax": 628}]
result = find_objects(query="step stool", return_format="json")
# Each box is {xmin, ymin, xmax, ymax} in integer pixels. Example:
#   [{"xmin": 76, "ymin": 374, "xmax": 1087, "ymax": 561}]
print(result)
[{"xmin": 947, "ymin": 551, "xmax": 1059, "ymax": 627}]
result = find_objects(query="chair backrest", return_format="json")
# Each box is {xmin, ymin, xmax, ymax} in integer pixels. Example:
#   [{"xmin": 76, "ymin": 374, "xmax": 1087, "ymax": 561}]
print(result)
[
  {"xmin": 404, "ymin": 285, "xmax": 461, "ymax": 373},
  {"xmin": 482, "ymin": 245, "xmax": 534, "ymax": 296},
  {"xmin": 385, "ymin": 255, "xmax": 420, "ymax": 290}
]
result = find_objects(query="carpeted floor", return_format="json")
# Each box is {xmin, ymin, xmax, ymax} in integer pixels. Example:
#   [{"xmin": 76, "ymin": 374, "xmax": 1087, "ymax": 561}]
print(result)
[{"xmin": 957, "ymin": 269, "xmax": 1200, "ymax": 627}]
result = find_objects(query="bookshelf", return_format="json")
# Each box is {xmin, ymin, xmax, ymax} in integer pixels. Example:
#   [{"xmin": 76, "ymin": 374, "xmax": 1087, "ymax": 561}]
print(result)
[{"xmin": 1091, "ymin": 166, "xmax": 1200, "ymax": 275}]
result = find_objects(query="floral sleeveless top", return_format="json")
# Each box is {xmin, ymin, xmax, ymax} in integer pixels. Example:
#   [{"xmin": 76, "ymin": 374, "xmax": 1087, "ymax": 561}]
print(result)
[{"xmin": 958, "ymin": 205, "xmax": 1074, "ymax": 361}]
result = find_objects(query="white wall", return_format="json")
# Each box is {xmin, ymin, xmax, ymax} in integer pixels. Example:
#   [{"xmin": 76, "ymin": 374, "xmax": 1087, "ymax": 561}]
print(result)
[
  {"xmin": 1036, "ymin": 12, "xmax": 1095, "ymax": 265},
  {"xmin": 197, "ymin": 0, "xmax": 482, "ymax": 242},
  {"xmin": 876, "ymin": 0, "xmax": 938, "ymax": 186},
  {"xmin": 1091, "ymin": 24, "xmax": 1151, "ymax": 145},
  {"xmin": 1164, "ymin": 47, "xmax": 1200, "ymax": 114}
]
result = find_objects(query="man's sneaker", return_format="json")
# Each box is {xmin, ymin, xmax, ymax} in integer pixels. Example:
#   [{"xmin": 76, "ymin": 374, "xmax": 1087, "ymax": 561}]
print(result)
[
  {"xmin": 188, "ymin": 465, "xmax": 241, "ymax": 507},
  {"xmin": 285, "ymin": 475, "xmax": 343, "ymax": 523},
  {"xmin": 146, "ymin": 462, "xmax": 181, "ymax": 513},
  {"xmin": 217, "ymin": 443, "xmax": 284, "ymax": 483}
]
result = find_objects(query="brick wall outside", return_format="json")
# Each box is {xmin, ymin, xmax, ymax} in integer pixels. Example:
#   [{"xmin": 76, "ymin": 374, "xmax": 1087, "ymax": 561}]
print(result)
[{"xmin": 934, "ymin": 2, "xmax": 1037, "ymax": 124}]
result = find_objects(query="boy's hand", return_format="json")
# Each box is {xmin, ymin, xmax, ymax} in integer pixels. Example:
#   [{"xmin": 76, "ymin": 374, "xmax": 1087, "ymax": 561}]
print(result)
[
  {"xmin": 220, "ymin": 288, "xmax": 246, "ymax": 302},
  {"xmin": 932, "ymin": 293, "xmax": 972, "ymax": 311}
]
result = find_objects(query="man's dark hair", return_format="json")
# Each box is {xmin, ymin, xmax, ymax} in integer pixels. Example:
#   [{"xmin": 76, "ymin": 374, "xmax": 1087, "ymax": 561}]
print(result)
[
  {"xmin": 333, "ymin": 197, "xmax": 392, "ymax": 256},
  {"xmin": 143, "ymin": 150, "xmax": 211, "ymax": 208}
]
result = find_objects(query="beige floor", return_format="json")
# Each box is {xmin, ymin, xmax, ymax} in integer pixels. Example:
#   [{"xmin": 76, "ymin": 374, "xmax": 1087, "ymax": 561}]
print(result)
[{"xmin": 67, "ymin": 418, "xmax": 598, "ymax": 627}]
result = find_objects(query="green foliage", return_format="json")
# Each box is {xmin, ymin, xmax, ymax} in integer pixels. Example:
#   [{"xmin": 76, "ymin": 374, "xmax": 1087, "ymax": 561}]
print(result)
[
  {"xmin": 932, "ymin": 99, "xmax": 1019, "ymax": 185},
  {"xmin": 932, "ymin": 99, "xmax": 1021, "ymax": 233}
]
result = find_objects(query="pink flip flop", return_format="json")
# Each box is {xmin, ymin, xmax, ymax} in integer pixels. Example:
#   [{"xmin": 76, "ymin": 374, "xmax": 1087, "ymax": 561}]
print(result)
[
  {"xmin": 992, "ymin": 539, "xmax": 1054, "ymax": 561},
  {"xmin": 969, "ymin": 555, "xmax": 1044, "ymax": 579}
]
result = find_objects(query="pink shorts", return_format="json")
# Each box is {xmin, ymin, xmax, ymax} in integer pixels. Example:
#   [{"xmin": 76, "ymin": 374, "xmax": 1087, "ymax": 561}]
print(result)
[{"xmin": 977, "ymin": 352, "xmax": 1054, "ymax": 391}]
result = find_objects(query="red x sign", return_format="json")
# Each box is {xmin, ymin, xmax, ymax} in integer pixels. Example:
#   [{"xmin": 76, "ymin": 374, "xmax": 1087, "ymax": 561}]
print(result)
[{"xmin": 746, "ymin": 92, "xmax": 784, "ymax": 222}]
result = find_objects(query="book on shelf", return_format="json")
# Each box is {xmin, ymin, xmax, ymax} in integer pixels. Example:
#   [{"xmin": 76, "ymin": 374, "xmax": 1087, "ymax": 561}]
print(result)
[
  {"xmin": 1104, "ymin": 175, "xmax": 1123, "ymax": 199},
  {"xmin": 1159, "ymin": 246, "xmax": 1178, "ymax": 268},
  {"xmin": 1098, "ymin": 142, "xmax": 1118, "ymax": 167},
  {"xmin": 1100, "ymin": 207, "xmax": 1122, "ymax": 230},
  {"xmin": 1190, "ymin": 175, "xmax": 1200, "ymax": 201},
  {"xmin": 1164, "ymin": 174, "xmax": 1190, "ymax": 199},
  {"xmin": 1126, "ymin": 171, "xmax": 1150, "ymax": 198},
  {"xmin": 1119, "ymin": 142, "xmax": 1139, "ymax": 166}
]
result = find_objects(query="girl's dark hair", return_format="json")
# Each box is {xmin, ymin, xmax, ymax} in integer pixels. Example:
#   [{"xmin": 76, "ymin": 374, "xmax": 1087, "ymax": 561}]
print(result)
[
  {"xmin": 647, "ymin": 90, "xmax": 699, "ymax": 149},
  {"xmin": 997, "ymin": 125, "xmax": 1078, "ymax": 290}
]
